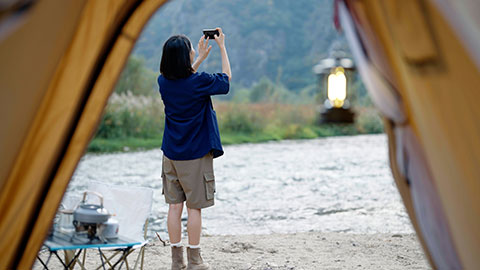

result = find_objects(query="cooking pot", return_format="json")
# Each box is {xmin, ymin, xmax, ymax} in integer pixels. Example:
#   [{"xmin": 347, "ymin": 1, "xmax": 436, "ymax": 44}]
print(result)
[
  {"xmin": 73, "ymin": 191, "xmax": 110, "ymax": 224},
  {"xmin": 100, "ymin": 217, "xmax": 119, "ymax": 239}
]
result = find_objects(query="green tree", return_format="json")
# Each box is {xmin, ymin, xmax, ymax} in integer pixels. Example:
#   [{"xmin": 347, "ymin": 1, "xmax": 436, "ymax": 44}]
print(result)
[
  {"xmin": 114, "ymin": 56, "xmax": 157, "ymax": 96},
  {"xmin": 249, "ymin": 77, "xmax": 294, "ymax": 103}
]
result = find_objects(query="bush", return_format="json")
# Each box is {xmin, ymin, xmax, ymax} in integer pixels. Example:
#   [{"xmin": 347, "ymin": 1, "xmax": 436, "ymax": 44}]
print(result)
[
  {"xmin": 355, "ymin": 108, "xmax": 384, "ymax": 134},
  {"xmin": 95, "ymin": 92, "xmax": 164, "ymax": 139},
  {"xmin": 90, "ymin": 94, "xmax": 385, "ymax": 152},
  {"xmin": 219, "ymin": 109, "xmax": 262, "ymax": 133}
]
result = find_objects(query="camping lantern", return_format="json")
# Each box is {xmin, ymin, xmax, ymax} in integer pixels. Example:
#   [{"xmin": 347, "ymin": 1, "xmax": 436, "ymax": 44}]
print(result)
[{"xmin": 313, "ymin": 53, "xmax": 355, "ymax": 123}]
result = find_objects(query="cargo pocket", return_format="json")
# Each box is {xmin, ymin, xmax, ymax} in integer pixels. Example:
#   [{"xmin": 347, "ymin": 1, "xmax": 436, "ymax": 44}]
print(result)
[
  {"xmin": 204, "ymin": 172, "xmax": 215, "ymax": 200},
  {"xmin": 161, "ymin": 173, "xmax": 166, "ymax": 195}
]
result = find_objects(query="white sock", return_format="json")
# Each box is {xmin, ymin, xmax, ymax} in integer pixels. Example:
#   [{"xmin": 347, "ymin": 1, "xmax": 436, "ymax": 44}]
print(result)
[
  {"xmin": 170, "ymin": 241, "xmax": 183, "ymax": 247},
  {"xmin": 188, "ymin": 244, "xmax": 200, "ymax": 249}
]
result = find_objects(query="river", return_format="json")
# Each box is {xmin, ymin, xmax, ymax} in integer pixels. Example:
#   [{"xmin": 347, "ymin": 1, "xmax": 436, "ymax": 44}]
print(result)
[{"xmin": 66, "ymin": 134, "xmax": 413, "ymax": 239}]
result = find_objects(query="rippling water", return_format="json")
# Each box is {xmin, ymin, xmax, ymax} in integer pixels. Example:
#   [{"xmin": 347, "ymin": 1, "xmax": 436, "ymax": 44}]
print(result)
[{"xmin": 66, "ymin": 134, "xmax": 413, "ymax": 238}]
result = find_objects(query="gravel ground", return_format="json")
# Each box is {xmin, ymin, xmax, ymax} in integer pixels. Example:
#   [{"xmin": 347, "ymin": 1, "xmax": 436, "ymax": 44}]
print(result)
[{"xmin": 35, "ymin": 232, "xmax": 431, "ymax": 269}]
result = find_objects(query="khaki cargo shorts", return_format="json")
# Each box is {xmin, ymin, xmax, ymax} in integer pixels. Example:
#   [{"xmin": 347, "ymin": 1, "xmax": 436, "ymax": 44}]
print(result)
[{"xmin": 161, "ymin": 152, "xmax": 215, "ymax": 209}]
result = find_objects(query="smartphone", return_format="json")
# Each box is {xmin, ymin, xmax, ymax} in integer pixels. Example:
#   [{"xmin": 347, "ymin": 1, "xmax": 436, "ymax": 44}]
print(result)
[{"xmin": 203, "ymin": 29, "xmax": 219, "ymax": 39}]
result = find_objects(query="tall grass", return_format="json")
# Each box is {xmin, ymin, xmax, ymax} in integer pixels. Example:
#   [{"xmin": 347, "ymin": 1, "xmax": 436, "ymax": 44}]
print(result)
[
  {"xmin": 88, "ymin": 92, "xmax": 165, "ymax": 152},
  {"xmin": 215, "ymin": 103, "xmax": 383, "ymax": 144},
  {"xmin": 88, "ymin": 93, "xmax": 383, "ymax": 152}
]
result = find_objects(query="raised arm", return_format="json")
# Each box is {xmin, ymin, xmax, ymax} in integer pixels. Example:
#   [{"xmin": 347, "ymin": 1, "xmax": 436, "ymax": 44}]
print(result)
[
  {"xmin": 192, "ymin": 35, "xmax": 212, "ymax": 72},
  {"xmin": 214, "ymin": 27, "xmax": 232, "ymax": 80}
]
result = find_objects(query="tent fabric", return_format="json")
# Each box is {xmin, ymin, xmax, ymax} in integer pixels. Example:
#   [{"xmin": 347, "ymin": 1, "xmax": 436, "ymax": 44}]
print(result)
[
  {"xmin": 0, "ymin": 0, "xmax": 86, "ymax": 198},
  {"xmin": 0, "ymin": 1, "xmax": 166, "ymax": 269},
  {"xmin": 0, "ymin": 1, "xmax": 88, "ymax": 268},
  {"xmin": 336, "ymin": 2, "xmax": 435, "ymax": 266},
  {"xmin": 1, "ymin": 0, "xmax": 480, "ymax": 269},
  {"xmin": 431, "ymin": 0, "xmax": 480, "ymax": 71},
  {"xmin": 342, "ymin": 0, "xmax": 480, "ymax": 268}
]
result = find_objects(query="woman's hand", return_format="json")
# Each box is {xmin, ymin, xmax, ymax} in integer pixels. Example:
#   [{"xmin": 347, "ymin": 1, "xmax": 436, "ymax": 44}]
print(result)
[
  {"xmin": 192, "ymin": 36, "xmax": 212, "ymax": 72},
  {"xmin": 197, "ymin": 35, "xmax": 212, "ymax": 61},
  {"xmin": 214, "ymin": 27, "xmax": 226, "ymax": 48}
]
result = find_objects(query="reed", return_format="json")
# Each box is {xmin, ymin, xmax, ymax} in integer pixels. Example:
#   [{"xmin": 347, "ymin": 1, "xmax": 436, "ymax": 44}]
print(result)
[{"xmin": 88, "ymin": 93, "xmax": 383, "ymax": 152}]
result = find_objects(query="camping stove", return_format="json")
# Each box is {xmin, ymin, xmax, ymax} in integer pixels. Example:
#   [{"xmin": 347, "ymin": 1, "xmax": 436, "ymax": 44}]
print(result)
[
  {"xmin": 72, "ymin": 191, "xmax": 111, "ymax": 243},
  {"xmin": 73, "ymin": 221, "xmax": 102, "ymax": 241}
]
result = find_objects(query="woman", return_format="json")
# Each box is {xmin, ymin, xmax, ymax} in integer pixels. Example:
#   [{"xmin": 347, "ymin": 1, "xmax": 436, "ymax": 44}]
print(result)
[{"xmin": 158, "ymin": 27, "xmax": 231, "ymax": 270}]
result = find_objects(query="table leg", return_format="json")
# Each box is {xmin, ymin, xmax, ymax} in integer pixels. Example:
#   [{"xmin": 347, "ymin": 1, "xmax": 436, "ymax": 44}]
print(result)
[
  {"xmin": 64, "ymin": 250, "xmax": 76, "ymax": 269},
  {"xmin": 98, "ymin": 248, "xmax": 107, "ymax": 270},
  {"xmin": 52, "ymin": 251, "xmax": 68, "ymax": 269},
  {"xmin": 66, "ymin": 249, "xmax": 83, "ymax": 269},
  {"xmin": 71, "ymin": 249, "xmax": 87, "ymax": 270},
  {"xmin": 53, "ymin": 249, "xmax": 83, "ymax": 269},
  {"xmin": 97, "ymin": 250, "xmax": 118, "ymax": 269},
  {"xmin": 36, "ymin": 252, "xmax": 52, "ymax": 270},
  {"xmin": 82, "ymin": 249, "xmax": 86, "ymax": 269},
  {"xmin": 111, "ymin": 247, "xmax": 132, "ymax": 269}
]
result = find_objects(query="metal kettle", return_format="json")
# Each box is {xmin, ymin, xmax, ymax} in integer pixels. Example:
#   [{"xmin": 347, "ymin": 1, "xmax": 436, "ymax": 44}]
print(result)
[{"xmin": 73, "ymin": 191, "xmax": 110, "ymax": 224}]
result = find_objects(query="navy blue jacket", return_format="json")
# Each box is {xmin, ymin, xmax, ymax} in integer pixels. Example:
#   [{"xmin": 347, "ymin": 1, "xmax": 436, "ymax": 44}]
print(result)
[{"xmin": 158, "ymin": 72, "xmax": 230, "ymax": 160}]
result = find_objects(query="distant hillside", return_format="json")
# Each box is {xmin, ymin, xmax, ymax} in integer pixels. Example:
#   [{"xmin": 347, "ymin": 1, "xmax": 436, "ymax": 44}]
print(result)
[{"xmin": 133, "ymin": 0, "xmax": 347, "ymax": 92}]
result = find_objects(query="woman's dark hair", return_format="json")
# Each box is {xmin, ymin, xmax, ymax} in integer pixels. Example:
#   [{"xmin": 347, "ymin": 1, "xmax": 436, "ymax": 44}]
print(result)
[{"xmin": 160, "ymin": 35, "xmax": 194, "ymax": 80}]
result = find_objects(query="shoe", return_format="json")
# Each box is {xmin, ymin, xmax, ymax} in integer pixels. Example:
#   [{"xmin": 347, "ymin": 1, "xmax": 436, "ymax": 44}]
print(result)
[
  {"xmin": 186, "ymin": 247, "xmax": 210, "ymax": 270},
  {"xmin": 171, "ymin": 246, "xmax": 186, "ymax": 270}
]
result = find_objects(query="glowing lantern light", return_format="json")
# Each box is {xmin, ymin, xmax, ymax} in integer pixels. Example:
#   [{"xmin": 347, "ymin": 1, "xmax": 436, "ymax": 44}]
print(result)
[
  {"xmin": 327, "ymin": 67, "xmax": 347, "ymax": 108},
  {"xmin": 313, "ymin": 52, "xmax": 355, "ymax": 124}
]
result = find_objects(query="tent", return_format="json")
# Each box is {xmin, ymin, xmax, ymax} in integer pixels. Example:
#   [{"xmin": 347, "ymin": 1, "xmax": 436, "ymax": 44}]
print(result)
[
  {"xmin": 335, "ymin": 1, "xmax": 480, "ymax": 268},
  {"xmin": 0, "ymin": 0, "xmax": 479, "ymax": 268}
]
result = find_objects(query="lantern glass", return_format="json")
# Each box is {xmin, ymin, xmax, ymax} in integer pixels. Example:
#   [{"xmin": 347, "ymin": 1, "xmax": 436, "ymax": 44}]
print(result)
[{"xmin": 327, "ymin": 67, "xmax": 347, "ymax": 108}]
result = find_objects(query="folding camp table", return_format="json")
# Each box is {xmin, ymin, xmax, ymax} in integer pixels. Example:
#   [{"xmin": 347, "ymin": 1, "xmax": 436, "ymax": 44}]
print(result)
[{"xmin": 37, "ymin": 229, "xmax": 142, "ymax": 270}]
